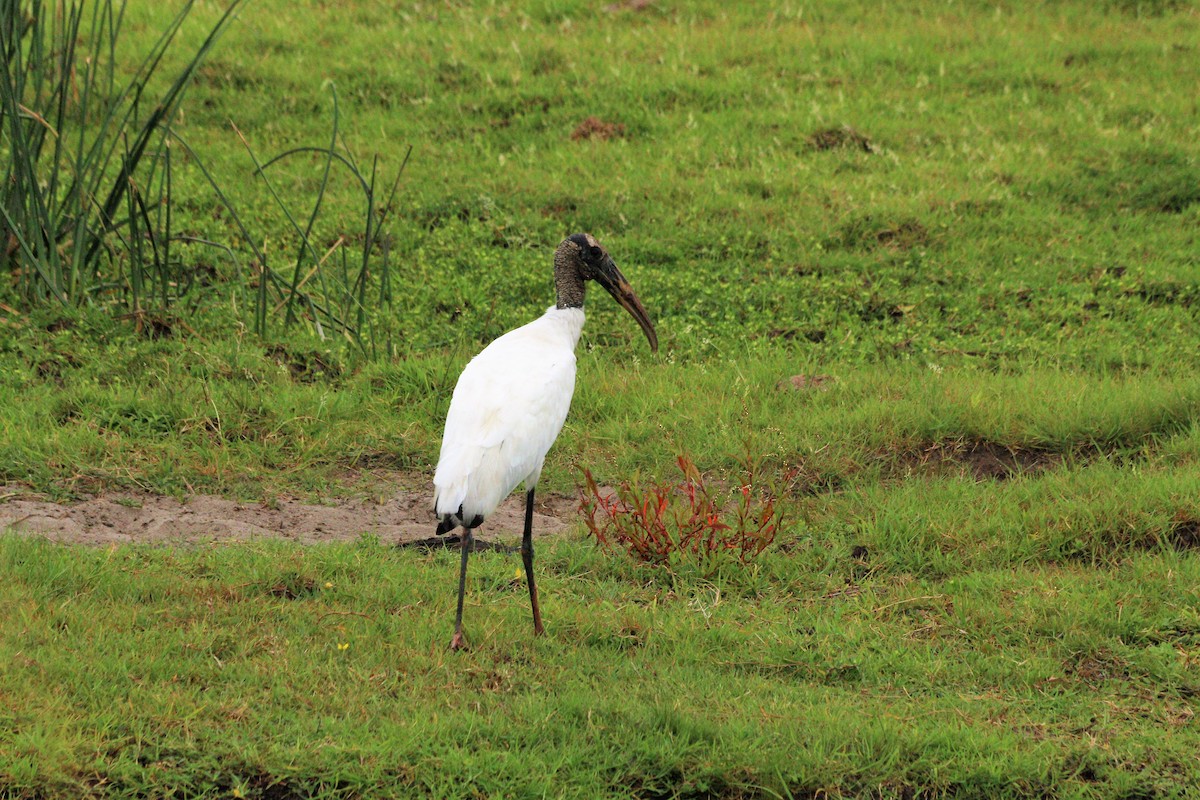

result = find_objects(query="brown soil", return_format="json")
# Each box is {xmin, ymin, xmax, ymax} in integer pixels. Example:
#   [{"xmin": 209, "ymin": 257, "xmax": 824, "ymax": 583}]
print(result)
[
  {"xmin": 1169, "ymin": 515, "xmax": 1200, "ymax": 551},
  {"xmin": 0, "ymin": 480, "xmax": 580, "ymax": 548},
  {"xmin": 571, "ymin": 116, "xmax": 626, "ymax": 141},
  {"xmin": 894, "ymin": 440, "xmax": 1061, "ymax": 481},
  {"xmin": 777, "ymin": 374, "xmax": 834, "ymax": 392}
]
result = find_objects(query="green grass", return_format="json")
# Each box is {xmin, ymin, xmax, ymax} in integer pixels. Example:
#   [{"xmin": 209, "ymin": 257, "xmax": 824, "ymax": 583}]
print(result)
[
  {"xmin": 3, "ymin": 0, "xmax": 1200, "ymax": 797},
  {"xmin": 94, "ymin": 0, "xmax": 1200, "ymax": 367},
  {"xmin": 4, "ymin": 535, "xmax": 1200, "ymax": 799},
  {"xmin": 0, "ymin": 0, "xmax": 245, "ymax": 310}
]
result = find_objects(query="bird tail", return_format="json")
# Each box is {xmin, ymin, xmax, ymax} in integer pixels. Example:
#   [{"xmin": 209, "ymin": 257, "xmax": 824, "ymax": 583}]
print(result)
[{"xmin": 433, "ymin": 481, "xmax": 465, "ymax": 535}]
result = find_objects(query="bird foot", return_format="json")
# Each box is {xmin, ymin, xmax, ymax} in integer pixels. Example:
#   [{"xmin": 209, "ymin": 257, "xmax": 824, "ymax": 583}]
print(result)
[{"xmin": 449, "ymin": 629, "xmax": 468, "ymax": 651}]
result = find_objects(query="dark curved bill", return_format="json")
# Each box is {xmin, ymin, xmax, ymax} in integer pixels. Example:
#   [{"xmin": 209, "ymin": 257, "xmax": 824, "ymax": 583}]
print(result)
[{"xmin": 595, "ymin": 256, "xmax": 659, "ymax": 353}]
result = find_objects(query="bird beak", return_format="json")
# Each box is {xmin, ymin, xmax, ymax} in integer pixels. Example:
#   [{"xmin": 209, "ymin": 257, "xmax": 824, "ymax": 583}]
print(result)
[{"xmin": 595, "ymin": 255, "xmax": 658, "ymax": 353}]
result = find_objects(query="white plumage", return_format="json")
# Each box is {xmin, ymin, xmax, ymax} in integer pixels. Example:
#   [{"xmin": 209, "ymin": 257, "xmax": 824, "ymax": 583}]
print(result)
[
  {"xmin": 433, "ymin": 307, "xmax": 584, "ymax": 527},
  {"xmin": 433, "ymin": 233, "xmax": 657, "ymax": 651}
]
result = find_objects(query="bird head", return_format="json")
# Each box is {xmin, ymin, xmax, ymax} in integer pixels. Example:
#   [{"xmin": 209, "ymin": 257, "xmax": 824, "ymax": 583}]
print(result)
[{"xmin": 559, "ymin": 233, "xmax": 658, "ymax": 353}]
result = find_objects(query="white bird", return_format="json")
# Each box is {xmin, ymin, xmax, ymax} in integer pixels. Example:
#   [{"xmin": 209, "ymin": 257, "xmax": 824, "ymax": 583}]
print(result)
[{"xmin": 433, "ymin": 233, "xmax": 658, "ymax": 650}]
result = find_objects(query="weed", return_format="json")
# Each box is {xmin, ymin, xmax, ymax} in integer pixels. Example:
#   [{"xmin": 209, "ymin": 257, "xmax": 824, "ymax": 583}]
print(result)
[{"xmin": 579, "ymin": 455, "xmax": 791, "ymax": 574}]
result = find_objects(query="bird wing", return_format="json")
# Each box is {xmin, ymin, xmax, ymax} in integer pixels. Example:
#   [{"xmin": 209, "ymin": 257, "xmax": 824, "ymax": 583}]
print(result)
[{"xmin": 433, "ymin": 318, "xmax": 578, "ymax": 524}]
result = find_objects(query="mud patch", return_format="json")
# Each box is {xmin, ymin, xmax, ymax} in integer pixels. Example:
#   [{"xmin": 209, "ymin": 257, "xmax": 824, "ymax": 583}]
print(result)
[
  {"xmin": 893, "ymin": 440, "xmax": 1060, "ymax": 481},
  {"xmin": 1065, "ymin": 648, "xmax": 1131, "ymax": 685},
  {"xmin": 265, "ymin": 343, "xmax": 343, "ymax": 384},
  {"xmin": 1169, "ymin": 515, "xmax": 1200, "ymax": 551},
  {"xmin": 571, "ymin": 116, "xmax": 626, "ymax": 141},
  {"xmin": 0, "ymin": 483, "xmax": 574, "ymax": 547},
  {"xmin": 1132, "ymin": 279, "xmax": 1200, "ymax": 309}
]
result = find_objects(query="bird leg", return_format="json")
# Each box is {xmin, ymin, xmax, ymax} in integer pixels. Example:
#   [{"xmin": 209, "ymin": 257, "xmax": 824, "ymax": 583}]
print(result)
[
  {"xmin": 522, "ymin": 488, "xmax": 546, "ymax": 636},
  {"xmin": 449, "ymin": 528, "xmax": 473, "ymax": 651}
]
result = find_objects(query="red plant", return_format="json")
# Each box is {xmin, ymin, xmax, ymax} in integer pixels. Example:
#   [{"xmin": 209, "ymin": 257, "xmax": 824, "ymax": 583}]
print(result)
[{"xmin": 579, "ymin": 455, "xmax": 788, "ymax": 569}]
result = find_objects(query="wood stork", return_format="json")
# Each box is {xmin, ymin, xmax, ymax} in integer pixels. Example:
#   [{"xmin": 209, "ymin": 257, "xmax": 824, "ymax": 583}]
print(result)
[{"xmin": 433, "ymin": 233, "xmax": 658, "ymax": 651}]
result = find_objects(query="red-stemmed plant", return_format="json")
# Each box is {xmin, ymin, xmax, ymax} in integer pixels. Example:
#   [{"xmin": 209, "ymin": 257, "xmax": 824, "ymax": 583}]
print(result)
[{"xmin": 579, "ymin": 455, "xmax": 789, "ymax": 571}]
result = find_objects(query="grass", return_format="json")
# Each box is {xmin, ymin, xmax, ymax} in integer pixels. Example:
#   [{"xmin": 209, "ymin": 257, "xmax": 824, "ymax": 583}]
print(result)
[
  {"xmin": 0, "ymin": 0, "xmax": 244, "ymax": 310},
  {"xmin": 2, "ymin": 0, "xmax": 1200, "ymax": 797},
  {"xmin": 4, "ymin": 535, "xmax": 1200, "ymax": 799},
  {"xmin": 88, "ymin": 0, "xmax": 1200, "ymax": 366}
]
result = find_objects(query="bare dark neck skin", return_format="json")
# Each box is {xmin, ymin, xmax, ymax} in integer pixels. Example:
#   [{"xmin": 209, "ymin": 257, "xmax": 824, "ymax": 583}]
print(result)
[{"xmin": 553, "ymin": 241, "xmax": 586, "ymax": 309}]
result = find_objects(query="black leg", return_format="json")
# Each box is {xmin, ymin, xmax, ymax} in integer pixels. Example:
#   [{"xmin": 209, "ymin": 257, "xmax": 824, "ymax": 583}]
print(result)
[
  {"xmin": 449, "ymin": 527, "xmax": 473, "ymax": 651},
  {"xmin": 521, "ymin": 487, "xmax": 545, "ymax": 636}
]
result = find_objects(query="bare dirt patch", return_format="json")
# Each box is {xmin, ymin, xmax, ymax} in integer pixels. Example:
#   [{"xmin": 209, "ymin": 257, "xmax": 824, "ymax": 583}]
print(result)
[
  {"xmin": 571, "ymin": 116, "xmax": 626, "ymax": 141},
  {"xmin": 0, "ymin": 481, "xmax": 576, "ymax": 548},
  {"xmin": 776, "ymin": 373, "xmax": 834, "ymax": 392},
  {"xmin": 1065, "ymin": 647, "xmax": 1132, "ymax": 685},
  {"xmin": 893, "ymin": 440, "xmax": 1060, "ymax": 481},
  {"xmin": 1169, "ymin": 514, "xmax": 1200, "ymax": 551}
]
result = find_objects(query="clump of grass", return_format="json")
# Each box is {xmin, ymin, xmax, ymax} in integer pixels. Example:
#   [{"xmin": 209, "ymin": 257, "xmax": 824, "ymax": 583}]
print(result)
[
  {"xmin": 172, "ymin": 86, "xmax": 410, "ymax": 358},
  {"xmin": 0, "ymin": 0, "xmax": 243, "ymax": 313},
  {"xmin": 1050, "ymin": 146, "xmax": 1200, "ymax": 215},
  {"xmin": 806, "ymin": 124, "xmax": 873, "ymax": 152},
  {"xmin": 832, "ymin": 213, "xmax": 931, "ymax": 251},
  {"xmin": 0, "ymin": 2, "xmax": 407, "ymax": 360},
  {"xmin": 579, "ymin": 455, "xmax": 791, "ymax": 575}
]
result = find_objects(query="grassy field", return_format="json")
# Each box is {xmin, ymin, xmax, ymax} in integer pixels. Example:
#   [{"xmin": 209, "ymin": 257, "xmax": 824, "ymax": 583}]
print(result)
[{"xmin": 3, "ymin": 0, "xmax": 1200, "ymax": 797}]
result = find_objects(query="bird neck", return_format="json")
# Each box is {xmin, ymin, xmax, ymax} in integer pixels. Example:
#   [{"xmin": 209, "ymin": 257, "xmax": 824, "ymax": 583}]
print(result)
[{"xmin": 553, "ymin": 241, "xmax": 586, "ymax": 309}]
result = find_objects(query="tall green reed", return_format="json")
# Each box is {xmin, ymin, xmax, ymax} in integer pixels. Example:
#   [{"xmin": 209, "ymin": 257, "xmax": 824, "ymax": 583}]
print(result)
[
  {"xmin": 0, "ymin": 0, "xmax": 244, "ymax": 315},
  {"xmin": 173, "ymin": 85, "xmax": 409, "ymax": 358}
]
